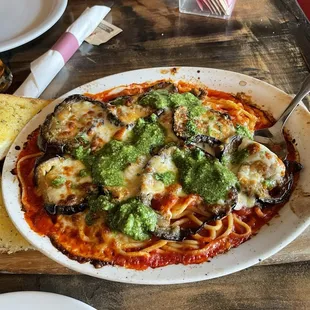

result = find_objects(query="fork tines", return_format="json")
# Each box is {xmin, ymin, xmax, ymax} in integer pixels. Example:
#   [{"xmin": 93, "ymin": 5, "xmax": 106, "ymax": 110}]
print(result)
[{"xmin": 198, "ymin": 0, "xmax": 234, "ymax": 15}]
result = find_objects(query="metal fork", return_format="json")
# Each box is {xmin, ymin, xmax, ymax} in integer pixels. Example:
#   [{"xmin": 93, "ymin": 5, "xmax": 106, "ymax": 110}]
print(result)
[{"xmin": 254, "ymin": 74, "xmax": 310, "ymax": 160}]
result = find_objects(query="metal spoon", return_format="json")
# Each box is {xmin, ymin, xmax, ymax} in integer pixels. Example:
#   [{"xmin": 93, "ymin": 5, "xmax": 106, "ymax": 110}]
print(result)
[{"xmin": 254, "ymin": 74, "xmax": 310, "ymax": 160}]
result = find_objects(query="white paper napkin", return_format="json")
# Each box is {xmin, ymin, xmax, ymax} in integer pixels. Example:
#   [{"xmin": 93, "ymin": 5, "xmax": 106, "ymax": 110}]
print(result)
[{"xmin": 14, "ymin": 5, "xmax": 111, "ymax": 98}]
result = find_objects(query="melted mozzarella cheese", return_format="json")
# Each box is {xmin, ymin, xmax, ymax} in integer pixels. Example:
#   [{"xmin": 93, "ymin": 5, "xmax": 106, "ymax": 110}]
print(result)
[
  {"xmin": 88, "ymin": 115, "xmax": 120, "ymax": 151},
  {"xmin": 108, "ymin": 104, "xmax": 153, "ymax": 125},
  {"xmin": 195, "ymin": 109, "xmax": 236, "ymax": 141},
  {"xmin": 36, "ymin": 156, "xmax": 93, "ymax": 206},
  {"xmin": 51, "ymin": 100, "xmax": 105, "ymax": 140},
  {"xmin": 234, "ymin": 191, "xmax": 257, "ymax": 210},
  {"xmin": 232, "ymin": 138, "xmax": 286, "ymax": 206},
  {"xmin": 140, "ymin": 146, "xmax": 182, "ymax": 205}
]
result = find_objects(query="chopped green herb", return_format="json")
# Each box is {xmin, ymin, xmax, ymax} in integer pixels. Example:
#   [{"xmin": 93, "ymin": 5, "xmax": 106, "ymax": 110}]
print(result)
[
  {"xmin": 72, "ymin": 146, "xmax": 91, "ymax": 161},
  {"xmin": 263, "ymin": 179, "xmax": 276, "ymax": 189},
  {"xmin": 51, "ymin": 176, "xmax": 66, "ymax": 187},
  {"xmin": 154, "ymin": 171, "xmax": 176, "ymax": 186},
  {"xmin": 235, "ymin": 124, "xmax": 253, "ymax": 139},
  {"xmin": 78, "ymin": 169, "xmax": 89, "ymax": 178}
]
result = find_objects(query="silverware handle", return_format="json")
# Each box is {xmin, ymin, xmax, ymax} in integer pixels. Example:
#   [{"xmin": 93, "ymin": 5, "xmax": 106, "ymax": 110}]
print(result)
[{"xmin": 275, "ymin": 74, "xmax": 310, "ymax": 131}]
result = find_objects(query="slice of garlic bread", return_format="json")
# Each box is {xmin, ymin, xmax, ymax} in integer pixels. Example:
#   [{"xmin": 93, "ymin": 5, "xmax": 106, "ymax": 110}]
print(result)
[
  {"xmin": 0, "ymin": 175, "xmax": 34, "ymax": 253},
  {"xmin": 0, "ymin": 94, "xmax": 51, "ymax": 160}
]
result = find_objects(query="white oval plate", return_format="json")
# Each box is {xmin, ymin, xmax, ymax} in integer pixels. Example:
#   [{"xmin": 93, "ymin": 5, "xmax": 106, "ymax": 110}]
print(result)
[
  {"xmin": 2, "ymin": 67, "xmax": 310, "ymax": 284},
  {"xmin": 0, "ymin": 291, "xmax": 95, "ymax": 310},
  {"xmin": 0, "ymin": 0, "xmax": 67, "ymax": 52}
]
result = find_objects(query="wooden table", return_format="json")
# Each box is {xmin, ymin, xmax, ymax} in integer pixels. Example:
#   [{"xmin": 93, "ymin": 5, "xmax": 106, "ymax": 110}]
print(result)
[{"xmin": 1, "ymin": 0, "xmax": 310, "ymax": 309}]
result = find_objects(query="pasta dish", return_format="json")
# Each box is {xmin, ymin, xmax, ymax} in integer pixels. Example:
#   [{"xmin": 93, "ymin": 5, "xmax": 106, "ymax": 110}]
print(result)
[{"xmin": 16, "ymin": 80, "xmax": 302, "ymax": 270}]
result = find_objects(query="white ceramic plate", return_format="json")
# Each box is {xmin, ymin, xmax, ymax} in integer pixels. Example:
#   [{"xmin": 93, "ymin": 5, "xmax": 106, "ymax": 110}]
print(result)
[
  {"xmin": 2, "ymin": 67, "xmax": 310, "ymax": 284},
  {"xmin": 0, "ymin": 0, "xmax": 67, "ymax": 52},
  {"xmin": 0, "ymin": 291, "xmax": 95, "ymax": 310}
]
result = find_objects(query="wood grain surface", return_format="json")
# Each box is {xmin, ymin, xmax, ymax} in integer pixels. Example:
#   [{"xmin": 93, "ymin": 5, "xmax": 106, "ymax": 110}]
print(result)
[
  {"xmin": 1, "ymin": 261, "xmax": 310, "ymax": 309},
  {"xmin": 0, "ymin": 1, "xmax": 310, "ymax": 306}
]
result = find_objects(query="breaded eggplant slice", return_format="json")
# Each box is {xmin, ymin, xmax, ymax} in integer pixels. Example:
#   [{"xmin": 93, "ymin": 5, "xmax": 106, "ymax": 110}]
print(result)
[
  {"xmin": 232, "ymin": 138, "xmax": 286, "ymax": 199},
  {"xmin": 35, "ymin": 156, "xmax": 97, "ymax": 215},
  {"xmin": 173, "ymin": 105, "xmax": 235, "ymax": 141},
  {"xmin": 140, "ymin": 146, "xmax": 189, "ymax": 241},
  {"xmin": 215, "ymin": 135, "xmax": 242, "ymax": 161},
  {"xmin": 38, "ymin": 95, "xmax": 120, "ymax": 153},
  {"xmin": 108, "ymin": 97, "xmax": 154, "ymax": 125},
  {"xmin": 107, "ymin": 82, "xmax": 178, "ymax": 125},
  {"xmin": 140, "ymin": 146, "xmax": 179, "ymax": 206},
  {"xmin": 147, "ymin": 81, "xmax": 178, "ymax": 93},
  {"xmin": 153, "ymin": 214, "xmax": 188, "ymax": 241},
  {"xmin": 258, "ymin": 159, "xmax": 303, "ymax": 206},
  {"xmin": 226, "ymin": 138, "xmax": 287, "ymax": 210}
]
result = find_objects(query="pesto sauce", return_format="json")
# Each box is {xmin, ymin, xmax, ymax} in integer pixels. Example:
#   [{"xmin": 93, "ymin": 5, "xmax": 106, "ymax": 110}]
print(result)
[
  {"xmin": 154, "ymin": 171, "xmax": 176, "ymax": 186},
  {"xmin": 91, "ymin": 141, "xmax": 137, "ymax": 186},
  {"xmin": 131, "ymin": 115, "xmax": 164, "ymax": 153},
  {"xmin": 108, "ymin": 198, "xmax": 157, "ymax": 241},
  {"xmin": 231, "ymin": 148, "xmax": 249, "ymax": 165},
  {"xmin": 109, "ymin": 96, "xmax": 129, "ymax": 106},
  {"xmin": 139, "ymin": 90, "xmax": 207, "ymax": 138},
  {"xmin": 184, "ymin": 105, "xmax": 207, "ymax": 136},
  {"xmin": 169, "ymin": 92, "xmax": 201, "ymax": 109},
  {"xmin": 72, "ymin": 115, "xmax": 165, "ymax": 240},
  {"xmin": 85, "ymin": 195, "xmax": 115, "ymax": 226},
  {"xmin": 189, "ymin": 105, "xmax": 206, "ymax": 117},
  {"xmin": 88, "ymin": 195, "xmax": 115, "ymax": 213},
  {"xmin": 186, "ymin": 119, "xmax": 199, "ymax": 136},
  {"xmin": 139, "ymin": 90, "xmax": 171, "ymax": 109},
  {"xmin": 235, "ymin": 124, "xmax": 253, "ymax": 139},
  {"xmin": 72, "ymin": 146, "xmax": 93, "ymax": 167},
  {"xmin": 90, "ymin": 115, "xmax": 165, "ymax": 187},
  {"xmin": 139, "ymin": 90, "xmax": 201, "ymax": 110},
  {"xmin": 86, "ymin": 195, "xmax": 157, "ymax": 241},
  {"xmin": 173, "ymin": 148, "xmax": 237, "ymax": 204}
]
